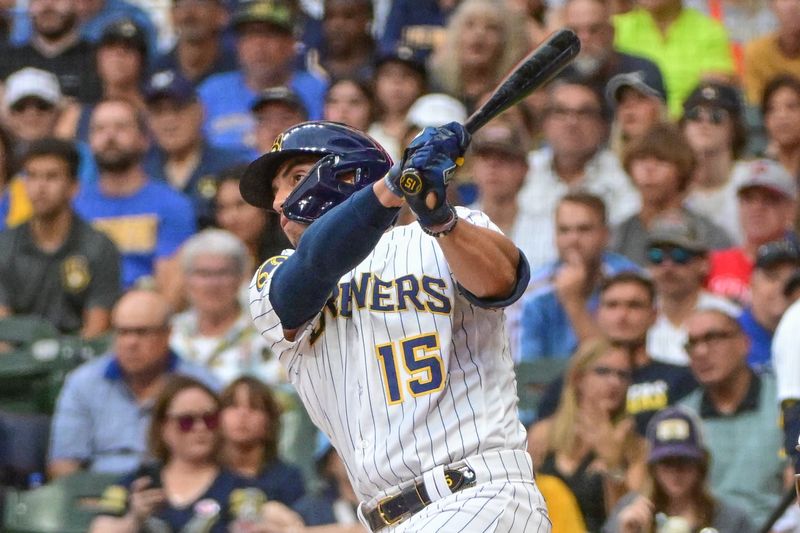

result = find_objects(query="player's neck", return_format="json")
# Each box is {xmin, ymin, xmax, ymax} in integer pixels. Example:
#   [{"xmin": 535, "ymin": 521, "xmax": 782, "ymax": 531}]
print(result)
[
  {"xmin": 99, "ymin": 166, "xmax": 147, "ymax": 197},
  {"xmin": 223, "ymin": 441, "xmax": 265, "ymax": 477},
  {"xmin": 31, "ymin": 208, "xmax": 73, "ymax": 253}
]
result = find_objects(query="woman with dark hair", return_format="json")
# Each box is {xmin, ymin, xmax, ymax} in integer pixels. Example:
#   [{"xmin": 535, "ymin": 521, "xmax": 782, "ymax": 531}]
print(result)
[
  {"xmin": 602, "ymin": 406, "xmax": 755, "ymax": 533},
  {"xmin": 528, "ymin": 338, "xmax": 647, "ymax": 532},
  {"xmin": 214, "ymin": 164, "xmax": 291, "ymax": 266},
  {"xmin": 762, "ymin": 74, "xmax": 800, "ymax": 179},
  {"xmin": 90, "ymin": 375, "xmax": 267, "ymax": 532},
  {"xmin": 220, "ymin": 376, "xmax": 305, "ymax": 507},
  {"xmin": 323, "ymin": 77, "xmax": 375, "ymax": 133}
]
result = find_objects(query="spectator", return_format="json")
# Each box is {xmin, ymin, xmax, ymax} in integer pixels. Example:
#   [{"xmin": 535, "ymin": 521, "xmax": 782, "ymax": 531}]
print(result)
[
  {"xmin": 0, "ymin": 125, "xmax": 20, "ymax": 229},
  {"xmin": 519, "ymin": 192, "xmax": 639, "ymax": 361},
  {"xmin": 368, "ymin": 45, "xmax": 427, "ymax": 162},
  {"xmin": 612, "ymin": 0, "xmax": 734, "ymax": 117},
  {"xmin": 0, "ymin": 138, "xmax": 120, "ymax": 336},
  {"xmin": 48, "ymin": 290, "xmax": 218, "ymax": 479},
  {"xmin": 739, "ymin": 241, "xmax": 800, "ymax": 371},
  {"xmin": 563, "ymin": 0, "xmax": 665, "ymax": 98},
  {"xmin": 74, "ymin": 99, "xmax": 196, "ymax": 305},
  {"xmin": 681, "ymin": 81, "xmax": 750, "ymax": 244},
  {"xmin": 744, "ymin": 0, "xmax": 800, "ymax": 106},
  {"xmin": 150, "ymin": 0, "xmax": 236, "ymax": 86},
  {"xmin": 293, "ymin": 435, "xmax": 362, "ymax": 527},
  {"xmin": 66, "ymin": 19, "xmax": 150, "ymax": 143},
  {"xmin": 605, "ymin": 70, "xmax": 668, "ymax": 160},
  {"xmin": 379, "ymin": 0, "xmax": 456, "ymax": 57},
  {"xmin": 220, "ymin": 376, "xmax": 305, "ymax": 505},
  {"xmin": 428, "ymin": 0, "xmax": 528, "ymax": 112},
  {"xmin": 171, "ymin": 229, "xmax": 281, "ymax": 385},
  {"xmin": 251, "ymin": 87, "xmax": 309, "ymax": 155},
  {"xmin": 74, "ymin": 0, "xmax": 158, "ymax": 57},
  {"xmin": 2, "ymin": 67, "xmax": 99, "ymax": 186},
  {"xmin": 90, "ymin": 375, "xmax": 265, "ymax": 533},
  {"xmin": 644, "ymin": 213, "xmax": 740, "ymax": 365},
  {"xmin": 518, "ymin": 77, "xmax": 640, "ymax": 269},
  {"xmin": 213, "ymin": 165, "xmax": 290, "ymax": 266},
  {"xmin": 527, "ymin": 337, "xmax": 647, "ymax": 531},
  {"xmin": 614, "ymin": 123, "xmax": 733, "ymax": 267},
  {"xmin": 143, "ymin": 69, "xmax": 246, "ymax": 229},
  {"xmin": 762, "ymin": 75, "xmax": 800, "ymax": 180},
  {"xmin": 0, "ymin": 0, "xmax": 101, "ymax": 102},
  {"xmin": 706, "ymin": 159, "xmax": 798, "ymax": 303},
  {"xmin": 305, "ymin": 0, "xmax": 377, "ymax": 82},
  {"xmin": 536, "ymin": 273, "xmax": 698, "ymax": 436},
  {"xmin": 603, "ymin": 406, "xmax": 755, "ymax": 533},
  {"xmin": 322, "ymin": 77, "xmax": 375, "ymax": 133},
  {"xmin": 680, "ymin": 307, "xmax": 788, "ymax": 525},
  {"xmin": 198, "ymin": 0, "xmax": 327, "ymax": 156}
]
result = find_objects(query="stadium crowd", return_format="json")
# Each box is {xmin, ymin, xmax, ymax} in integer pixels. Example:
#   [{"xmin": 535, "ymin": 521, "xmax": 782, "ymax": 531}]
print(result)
[{"xmin": 0, "ymin": 0, "xmax": 800, "ymax": 530}]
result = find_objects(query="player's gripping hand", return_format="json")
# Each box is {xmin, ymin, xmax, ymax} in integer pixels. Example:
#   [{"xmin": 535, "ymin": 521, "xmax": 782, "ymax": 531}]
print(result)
[
  {"xmin": 384, "ymin": 122, "xmax": 470, "ymax": 198},
  {"xmin": 399, "ymin": 145, "xmax": 460, "ymax": 234}
]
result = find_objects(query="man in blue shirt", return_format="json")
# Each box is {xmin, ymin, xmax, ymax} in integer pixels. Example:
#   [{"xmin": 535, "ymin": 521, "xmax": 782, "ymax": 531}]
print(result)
[
  {"xmin": 48, "ymin": 290, "xmax": 219, "ymax": 479},
  {"xmin": 739, "ymin": 240, "xmax": 800, "ymax": 371},
  {"xmin": 74, "ymin": 99, "xmax": 196, "ymax": 306},
  {"xmin": 519, "ymin": 192, "xmax": 640, "ymax": 361},
  {"xmin": 198, "ymin": 0, "xmax": 327, "ymax": 156},
  {"xmin": 143, "ymin": 69, "xmax": 247, "ymax": 229}
]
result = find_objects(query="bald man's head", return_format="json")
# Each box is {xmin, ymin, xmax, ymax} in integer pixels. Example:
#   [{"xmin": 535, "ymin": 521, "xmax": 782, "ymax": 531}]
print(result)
[{"xmin": 112, "ymin": 290, "xmax": 173, "ymax": 379}]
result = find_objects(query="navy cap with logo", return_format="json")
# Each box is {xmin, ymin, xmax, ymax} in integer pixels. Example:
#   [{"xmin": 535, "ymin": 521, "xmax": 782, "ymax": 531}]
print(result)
[
  {"xmin": 144, "ymin": 70, "xmax": 197, "ymax": 105},
  {"xmin": 755, "ymin": 240, "xmax": 800, "ymax": 270},
  {"xmin": 682, "ymin": 81, "xmax": 742, "ymax": 117},
  {"xmin": 376, "ymin": 44, "xmax": 427, "ymax": 80},
  {"xmin": 606, "ymin": 69, "xmax": 666, "ymax": 106},
  {"xmin": 250, "ymin": 86, "xmax": 308, "ymax": 118},
  {"xmin": 232, "ymin": 0, "xmax": 295, "ymax": 33},
  {"xmin": 646, "ymin": 406, "xmax": 707, "ymax": 464},
  {"xmin": 98, "ymin": 19, "xmax": 148, "ymax": 58}
]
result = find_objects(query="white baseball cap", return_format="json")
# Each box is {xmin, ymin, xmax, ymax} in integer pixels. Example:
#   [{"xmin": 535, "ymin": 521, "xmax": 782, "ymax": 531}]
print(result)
[
  {"xmin": 4, "ymin": 67, "xmax": 62, "ymax": 109},
  {"xmin": 406, "ymin": 93, "xmax": 467, "ymax": 129}
]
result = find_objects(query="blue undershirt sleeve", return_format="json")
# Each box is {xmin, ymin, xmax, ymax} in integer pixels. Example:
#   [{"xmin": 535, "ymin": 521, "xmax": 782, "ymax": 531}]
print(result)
[{"xmin": 269, "ymin": 186, "xmax": 400, "ymax": 329}]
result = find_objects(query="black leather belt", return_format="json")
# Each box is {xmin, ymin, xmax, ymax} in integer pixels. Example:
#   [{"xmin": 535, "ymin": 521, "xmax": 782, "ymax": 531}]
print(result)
[{"xmin": 364, "ymin": 466, "xmax": 477, "ymax": 531}]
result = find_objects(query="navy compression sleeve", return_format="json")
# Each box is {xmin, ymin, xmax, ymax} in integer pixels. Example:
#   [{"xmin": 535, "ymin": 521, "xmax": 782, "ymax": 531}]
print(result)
[{"xmin": 270, "ymin": 185, "xmax": 399, "ymax": 329}]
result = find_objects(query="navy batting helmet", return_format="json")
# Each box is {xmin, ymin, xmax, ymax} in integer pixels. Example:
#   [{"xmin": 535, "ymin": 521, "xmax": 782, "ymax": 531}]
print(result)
[{"xmin": 240, "ymin": 121, "xmax": 393, "ymax": 223}]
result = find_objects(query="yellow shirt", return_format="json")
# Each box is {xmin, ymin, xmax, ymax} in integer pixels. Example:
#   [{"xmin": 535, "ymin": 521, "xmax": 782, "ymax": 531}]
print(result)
[
  {"xmin": 744, "ymin": 33, "xmax": 800, "ymax": 105},
  {"xmin": 614, "ymin": 8, "xmax": 735, "ymax": 117},
  {"xmin": 537, "ymin": 473, "xmax": 588, "ymax": 533},
  {"xmin": 5, "ymin": 176, "xmax": 32, "ymax": 228}
]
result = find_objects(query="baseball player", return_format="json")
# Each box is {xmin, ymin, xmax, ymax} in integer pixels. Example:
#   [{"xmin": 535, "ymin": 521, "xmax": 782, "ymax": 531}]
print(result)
[{"xmin": 241, "ymin": 120, "xmax": 550, "ymax": 531}]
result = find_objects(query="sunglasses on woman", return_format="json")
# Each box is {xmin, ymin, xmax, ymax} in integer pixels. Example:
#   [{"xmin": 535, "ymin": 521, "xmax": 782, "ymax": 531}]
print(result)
[
  {"xmin": 685, "ymin": 106, "xmax": 729, "ymax": 125},
  {"xmin": 168, "ymin": 411, "xmax": 219, "ymax": 432}
]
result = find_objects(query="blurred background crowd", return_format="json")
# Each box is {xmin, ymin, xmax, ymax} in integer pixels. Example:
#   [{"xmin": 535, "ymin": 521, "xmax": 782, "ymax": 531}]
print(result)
[{"xmin": 0, "ymin": 0, "xmax": 800, "ymax": 531}]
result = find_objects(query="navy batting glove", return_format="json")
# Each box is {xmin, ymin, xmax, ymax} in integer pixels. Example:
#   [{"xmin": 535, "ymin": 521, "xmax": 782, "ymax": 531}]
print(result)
[
  {"xmin": 399, "ymin": 145, "xmax": 458, "ymax": 230},
  {"xmin": 403, "ymin": 122, "xmax": 471, "ymax": 165}
]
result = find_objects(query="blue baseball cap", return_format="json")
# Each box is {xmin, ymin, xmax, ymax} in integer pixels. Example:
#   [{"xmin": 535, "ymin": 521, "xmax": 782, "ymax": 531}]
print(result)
[
  {"xmin": 144, "ymin": 69, "xmax": 197, "ymax": 105},
  {"xmin": 646, "ymin": 407, "xmax": 706, "ymax": 464}
]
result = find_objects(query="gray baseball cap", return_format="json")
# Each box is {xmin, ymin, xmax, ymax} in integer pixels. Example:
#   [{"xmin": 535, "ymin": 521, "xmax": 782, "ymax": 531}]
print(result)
[
  {"xmin": 606, "ymin": 70, "xmax": 666, "ymax": 106},
  {"xmin": 647, "ymin": 212, "xmax": 709, "ymax": 254},
  {"xmin": 737, "ymin": 159, "xmax": 798, "ymax": 201}
]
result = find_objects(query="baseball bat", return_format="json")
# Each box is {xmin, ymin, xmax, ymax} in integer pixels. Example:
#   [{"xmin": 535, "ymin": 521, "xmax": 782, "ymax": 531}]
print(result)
[{"xmin": 463, "ymin": 28, "xmax": 581, "ymax": 134}]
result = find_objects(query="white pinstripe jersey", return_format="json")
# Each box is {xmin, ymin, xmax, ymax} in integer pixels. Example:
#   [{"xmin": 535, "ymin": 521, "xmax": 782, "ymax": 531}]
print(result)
[{"xmin": 248, "ymin": 207, "xmax": 527, "ymax": 501}]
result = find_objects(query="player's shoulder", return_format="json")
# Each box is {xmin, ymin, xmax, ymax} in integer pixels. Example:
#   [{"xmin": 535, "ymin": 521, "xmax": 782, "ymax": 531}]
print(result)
[{"xmin": 251, "ymin": 250, "xmax": 294, "ymax": 294}]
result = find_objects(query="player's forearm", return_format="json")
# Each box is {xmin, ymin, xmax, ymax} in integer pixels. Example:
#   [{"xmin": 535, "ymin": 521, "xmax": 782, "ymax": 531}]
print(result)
[
  {"xmin": 271, "ymin": 185, "xmax": 400, "ymax": 329},
  {"xmin": 437, "ymin": 220, "xmax": 520, "ymax": 299}
]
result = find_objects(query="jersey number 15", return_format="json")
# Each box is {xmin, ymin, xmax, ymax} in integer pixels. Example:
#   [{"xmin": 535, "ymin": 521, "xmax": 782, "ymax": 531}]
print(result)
[{"xmin": 375, "ymin": 333, "xmax": 445, "ymax": 404}]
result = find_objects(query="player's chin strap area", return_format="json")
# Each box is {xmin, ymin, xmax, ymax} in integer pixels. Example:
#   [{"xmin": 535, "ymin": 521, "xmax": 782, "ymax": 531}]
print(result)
[{"xmin": 358, "ymin": 449, "xmax": 534, "ymax": 532}]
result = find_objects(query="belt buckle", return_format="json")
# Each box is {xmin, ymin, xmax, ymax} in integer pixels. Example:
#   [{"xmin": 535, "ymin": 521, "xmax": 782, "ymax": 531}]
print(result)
[{"xmin": 377, "ymin": 495, "xmax": 403, "ymax": 526}]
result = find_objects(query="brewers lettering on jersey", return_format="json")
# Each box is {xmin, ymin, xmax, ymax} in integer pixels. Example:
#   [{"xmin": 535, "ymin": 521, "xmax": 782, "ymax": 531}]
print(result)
[{"xmin": 241, "ymin": 121, "xmax": 550, "ymax": 531}]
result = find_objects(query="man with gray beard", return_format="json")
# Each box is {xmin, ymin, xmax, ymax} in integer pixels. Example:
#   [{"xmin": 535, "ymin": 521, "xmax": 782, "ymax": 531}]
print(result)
[
  {"xmin": 74, "ymin": 99, "xmax": 196, "ymax": 307},
  {"xmin": 0, "ymin": 0, "xmax": 100, "ymax": 102}
]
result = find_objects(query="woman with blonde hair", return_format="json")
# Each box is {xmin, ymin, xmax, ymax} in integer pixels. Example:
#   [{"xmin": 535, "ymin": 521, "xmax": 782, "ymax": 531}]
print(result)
[
  {"xmin": 428, "ymin": 0, "xmax": 529, "ymax": 112},
  {"xmin": 528, "ymin": 337, "xmax": 647, "ymax": 532}
]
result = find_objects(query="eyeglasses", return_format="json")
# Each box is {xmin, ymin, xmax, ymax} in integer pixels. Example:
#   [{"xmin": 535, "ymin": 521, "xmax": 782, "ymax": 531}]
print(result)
[
  {"xmin": 10, "ymin": 99, "xmax": 54, "ymax": 113},
  {"xmin": 114, "ymin": 325, "xmax": 168, "ymax": 337},
  {"xmin": 548, "ymin": 106, "xmax": 602, "ymax": 121},
  {"xmin": 590, "ymin": 365, "xmax": 632, "ymax": 381},
  {"xmin": 685, "ymin": 106, "xmax": 729, "ymax": 125},
  {"xmin": 647, "ymin": 246, "xmax": 696, "ymax": 265},
  {"xmin": 684, "ymin": 329, "xmax": 738, "ymax": 353},
  {"xmin": 168, "ymin": 411, "xmax": 219, "ymax": 432}
]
